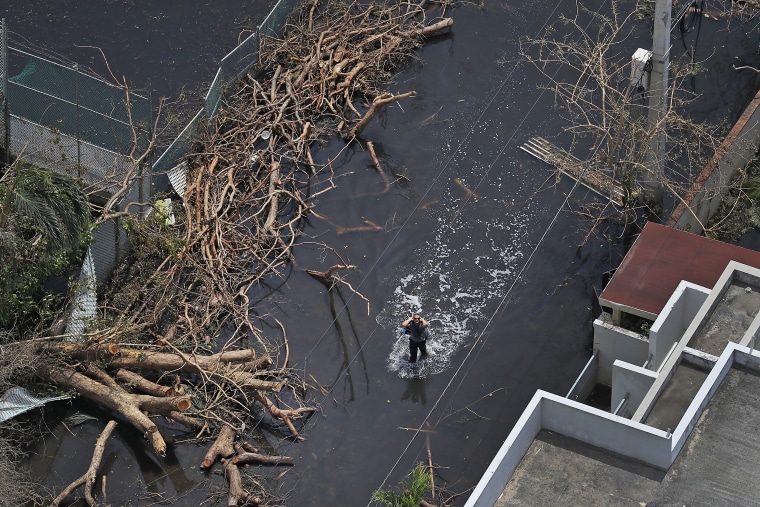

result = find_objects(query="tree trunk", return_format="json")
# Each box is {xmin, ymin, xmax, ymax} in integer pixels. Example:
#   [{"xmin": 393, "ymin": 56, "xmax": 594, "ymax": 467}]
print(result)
[
  {"xmin": 233, "ymin": 450, "xmax": 294, "ymax": 466},
  {"xmin": 114, "ymin": 368, "xmax": 175, "ymax": 397},
  {"xmin": 46, "ymin": 366, "xmax": 192, "ymax": 456},
  {"xmin": 40, "ymin": 342, "xmax": 120, "ymax": 361},
  {"xmin": 202, "ymin": 425, "xmax": 236, "ymax": 469},
  {"xmin": 106, "ymin": 348, "xmax": 255, "ymax": 373}
]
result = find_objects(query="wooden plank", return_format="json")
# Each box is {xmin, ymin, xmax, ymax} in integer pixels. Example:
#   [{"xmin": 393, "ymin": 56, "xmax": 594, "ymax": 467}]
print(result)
[{"xmin": 520, "ymin": 137, "xmax": 624, "ymax": 206}]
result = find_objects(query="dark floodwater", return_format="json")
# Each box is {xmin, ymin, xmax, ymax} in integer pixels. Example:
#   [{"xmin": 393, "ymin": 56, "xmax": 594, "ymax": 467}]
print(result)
[
  {"xmin": 0, "ymin": 1, "xmax": 274, "ymax": 101},
  {"xmin": 5, "ymin": 1, "xmax": 760, "ymax": 506}
]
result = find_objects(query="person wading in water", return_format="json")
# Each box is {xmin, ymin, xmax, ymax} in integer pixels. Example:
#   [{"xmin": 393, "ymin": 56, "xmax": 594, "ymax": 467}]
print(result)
[{"xmin": 401, "ymin": 313, "xmax": 429, "ymax": 363}]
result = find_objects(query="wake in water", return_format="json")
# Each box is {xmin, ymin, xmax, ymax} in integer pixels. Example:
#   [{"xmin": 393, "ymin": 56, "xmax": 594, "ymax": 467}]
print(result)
[
  {"xmin": 377, "ymin": 281, "xmax": 478, "ymax": 380},
  {"xmin": 377, "ymin": 193, "xmax": 533, "ymax": 379},
  {"xmin": 380, "ymin": 327, "xmax": 454, "ymax": 379}
]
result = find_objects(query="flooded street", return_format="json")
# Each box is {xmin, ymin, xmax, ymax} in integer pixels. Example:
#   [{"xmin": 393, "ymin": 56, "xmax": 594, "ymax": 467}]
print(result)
[
  {"xmin": 274, "ymin": 2, "xmax": 626, "ymax": 502},
  {"xmin": 2, "ymin": 0, "xmax": 759, "ymax": 505}
]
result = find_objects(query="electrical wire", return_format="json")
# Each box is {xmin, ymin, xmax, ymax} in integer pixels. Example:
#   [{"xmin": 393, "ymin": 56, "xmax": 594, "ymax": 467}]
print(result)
[
  {"xmin": 251, "ymin": 0, "xmax": 622, "ymax": 500},
  {"xmin": 366, "ymin": 2, "xmax": 623, "ymax": 500}
]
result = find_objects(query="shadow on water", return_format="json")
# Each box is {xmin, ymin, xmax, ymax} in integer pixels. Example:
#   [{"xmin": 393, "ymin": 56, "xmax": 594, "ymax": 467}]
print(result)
[
  {"xmin": 401, "ymin": 378, "xmax": 429, "ymax": 406},
  {"xmin": 6, "ymin": 0, "xmax": 760, "ymax": 505},
  {"xmin": 311, "ymin": 273, "xmax": 371, "ymax": 403}
]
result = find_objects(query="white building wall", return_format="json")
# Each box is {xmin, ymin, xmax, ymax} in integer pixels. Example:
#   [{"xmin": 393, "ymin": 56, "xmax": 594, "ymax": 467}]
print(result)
[
  {"xmin": 593, "ymin": 317, "xmax": 649, "ymax": 385},
  {"xmin": 649, "ymin": 282, "xmax": 710, "ymax": 370},
  {"xmin": 611, "ymin": 359, "xmax": 658, "ymax": 418}
]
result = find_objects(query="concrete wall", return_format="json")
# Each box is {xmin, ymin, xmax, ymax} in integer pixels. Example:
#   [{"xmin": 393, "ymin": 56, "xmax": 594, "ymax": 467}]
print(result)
[
  {"xmin": 649, "ymin": 281, "xmax": 710, "ymax": 371},
  {"xmin": 670, "ymin": 344, "xmax": 749, "ymax": 463},
  {"xmin": 741, "ymin": 310, "xmax": 760, "ymax": 350},
  {"xmin": 686, "ymin": 261, "xmax": 760, "ymax": 346},
  {"xmin": 593, "ymin": 317, "xmax": 650, "ymax": 385},
  {"xmin": 611, "ymin": 359, "xmax": 658, "ymax": 418},
  {"xmin": 464, "ymin": 394, "xmax": 543, "ymax": 507},
  {"xmin": 541, "ymin": 393, "xmax": 673, "ymax": 469},
  {"xmin": 465, "ymin": 344, "xmax": 760, "ymax": 507},
  {"xmin": 669, "ymin": 90, "xmax": 760, "ymax": 234},
  {"xmin": 464, "ymin": 392, "xmax": 673, "ymax": 507},
  {"xmin": 633, "ymin": 261, "xmax": 757, "ymax": 423},
  {"xmin": 682, "ymin": 347, "xmax": 719, "ymax": 370},
  {"xmin": 566, "ymin": 350, "xmax": 598, "ymax": 402}
]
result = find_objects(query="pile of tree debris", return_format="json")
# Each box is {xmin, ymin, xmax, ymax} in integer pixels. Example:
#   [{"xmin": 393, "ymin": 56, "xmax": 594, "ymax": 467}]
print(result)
[{"xmin": 8, "ymin": 1, "xmax": 455, "ymax": 505}]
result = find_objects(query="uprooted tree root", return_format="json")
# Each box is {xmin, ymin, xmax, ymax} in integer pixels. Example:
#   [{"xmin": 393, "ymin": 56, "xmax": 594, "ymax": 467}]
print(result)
[{"xmin": 29, "ymin": 1, "xmax": 455, "ymax": 505}]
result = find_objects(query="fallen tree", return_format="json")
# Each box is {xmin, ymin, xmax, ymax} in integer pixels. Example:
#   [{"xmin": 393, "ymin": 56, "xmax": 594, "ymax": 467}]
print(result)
[{"xmin": 11, "ymin": 1, "xmax": 457, "ymax": 505}]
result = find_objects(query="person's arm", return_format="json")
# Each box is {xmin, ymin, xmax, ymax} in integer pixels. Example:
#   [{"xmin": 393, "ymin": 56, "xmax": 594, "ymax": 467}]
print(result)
[
  {"xmin": 421, "ymin": 318, "xmax": 429, "ymax": 328},
  {"xmin": 401, "ymin": 317, "xmax": 413, "ymax": 327}
]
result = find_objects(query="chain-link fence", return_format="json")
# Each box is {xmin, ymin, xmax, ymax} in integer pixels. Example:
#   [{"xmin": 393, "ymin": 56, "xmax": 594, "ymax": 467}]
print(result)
[
  {"xmin": 154, "ymin": 0, "xmax": 302, "ymax": 191},
  {"xmin": 2, "ymin": 0, "xmax": 302, "ymax": 337},
  {"xmin": 3, "ymin": 46, "xmax": 152, "ymax": 197},
  {"xmin": 0, "ymin": 20, "xmax": 8, "ymax": 166},
  {"xmin": 0, "ymin": 20, "xmax": 153, "ymax": 295}
]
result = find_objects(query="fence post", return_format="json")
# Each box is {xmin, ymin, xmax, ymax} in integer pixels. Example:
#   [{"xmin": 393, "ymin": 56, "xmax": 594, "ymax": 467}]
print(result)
[
  {"xmin": 73, "ymin": 63, "xmax": 82, "ymax": 179},
  {"xmin": 1, "ymin": 18, "xmax": 9, "ymax": 165}
]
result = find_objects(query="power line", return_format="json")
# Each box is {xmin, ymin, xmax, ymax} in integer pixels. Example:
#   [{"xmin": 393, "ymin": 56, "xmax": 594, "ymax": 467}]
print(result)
[
  {"xmin": 368, "ymin": 1, "xmax": 616, "ymax": 499},
  {"xmin": 271, "ymin": 0, "xmax": 618, "ymax": 500}
]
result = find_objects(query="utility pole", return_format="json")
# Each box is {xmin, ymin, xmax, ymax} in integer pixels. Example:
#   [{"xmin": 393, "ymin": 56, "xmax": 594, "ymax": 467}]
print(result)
[{"xmin": 643, "ymin": 0, "xmax": 672, "ymax": 208}]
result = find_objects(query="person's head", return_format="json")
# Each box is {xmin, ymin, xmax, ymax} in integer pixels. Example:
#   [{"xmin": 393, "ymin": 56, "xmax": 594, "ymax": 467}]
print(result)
[{"xmin": 412, "ymin": 313, "xmax": 421, "ymax": 323}]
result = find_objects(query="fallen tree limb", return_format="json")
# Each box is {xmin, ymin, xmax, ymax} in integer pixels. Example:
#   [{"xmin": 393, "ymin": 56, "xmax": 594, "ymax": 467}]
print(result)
[
  {"xmin": 348, "ymin": 91, "xmax": 417, "ymax": 138},
  {"xmin": 106, "ymin": 348, "xmax": 256, "ymax": 373},
  {"xmin": 39, "ymin": 342, "xmax": 120, "ymax": 362},
  {"xmin": 221, "ymin": 367, "xmax": 287, "ymax": 392},
  {"xmin": 306, "ymin": 263, "xmax": 356, "ymax": 280},
  {"xmin": 224, "ymin": 459, "xmax": 257, "ymax": 507},
  {"xmin": 202, "ymin": 424, "xmax": 237, "ymax": 469},
  {"xmin": 233, "ymin": 449, "xmax": 294, "ymax": 467},
  {"xmin": 421, "ymin": 17, "xmax": 453, "ymax": 36},
  {"xmin": 49, "ymin": 420, "xmax": 117, "ymax": 507},
  {"xmin": 236, "ymin": 355, "xmax": 274, "ymax": 371},
  {"xmin": 367, "ymin": 141, "xmax": 391, "ymax": 192},
  {"xmin": 167, "ymin": 410, "xmax": 206, "ymax": 431},
  {"xmin": 135, "ymin": 393, "xmax": 191, "ymax": 413},
  {"xmin": 114, "ymin": 368, "xmax": 175, "ymax": 397},
  {"xmin": 251, "ymin": 390, "xmax": 316, "ymax": 440},
  {"xmin": 46, "ymin": 366, "xmax": 192, "ymax": 456}
]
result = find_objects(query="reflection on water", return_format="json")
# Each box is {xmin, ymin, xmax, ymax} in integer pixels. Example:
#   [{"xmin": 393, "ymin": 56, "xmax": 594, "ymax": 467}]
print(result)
[{"xmin": 401, "ymin": 378, "xmax": 429, "ymax": 405}]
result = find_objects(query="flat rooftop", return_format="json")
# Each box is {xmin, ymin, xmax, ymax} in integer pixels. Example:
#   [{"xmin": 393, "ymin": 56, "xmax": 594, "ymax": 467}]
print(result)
[
  {"xmin": 688, "ymin": 280, "xmax": 760, "ymax": 356},
  {"xmin": 496, "ymin": 365, "xmax": 760, "ymax": 506},
  {"xmin": 599, "ymin": 222, "xmax": 760, "ymax": 320}
]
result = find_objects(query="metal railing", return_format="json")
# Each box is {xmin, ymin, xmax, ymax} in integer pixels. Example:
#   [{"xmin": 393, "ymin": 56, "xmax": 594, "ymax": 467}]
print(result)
[
  {"xmin": 153, "ymin": 0, "xmax": 302, "ymax": 187},
  {"xmin": 1, "ymin": 0, "xmax": 304, "ymax": 337}
]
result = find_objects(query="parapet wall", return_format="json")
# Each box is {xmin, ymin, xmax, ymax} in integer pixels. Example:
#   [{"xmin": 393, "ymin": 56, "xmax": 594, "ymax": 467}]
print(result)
[
  {"xmin": 648, "ymin": 281, "xmax": 710, "ymax": 371},
  {"xmin": 465, "ymin": 344, "xmax": 760, "ymax": 507},
  {"xmin": 593, "ymin": 316, "xmax": 649, "ymax": 385}
]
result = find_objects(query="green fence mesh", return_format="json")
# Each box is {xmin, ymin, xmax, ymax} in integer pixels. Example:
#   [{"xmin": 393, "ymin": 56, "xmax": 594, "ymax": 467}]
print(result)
[
  {"xmin": 154, "ymin": 0, "xmax": 302, "ymax": 182},
  {"xmin": 7, "ymin": 50, "xmax": 151, "ymax": 154}
]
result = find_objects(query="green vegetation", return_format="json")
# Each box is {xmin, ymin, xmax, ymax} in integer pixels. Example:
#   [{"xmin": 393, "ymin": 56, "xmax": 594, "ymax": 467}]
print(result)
[
  {"xmin": 0, "ymin": 162, "xmax": 91, "ymax": 328},
  {"xmin": 372, "ymin": 463, "xmax": 432, "ymax": 507},
  {"xmin": 122, "ymin": 198, "xmax": 184, "ymax": 261}
]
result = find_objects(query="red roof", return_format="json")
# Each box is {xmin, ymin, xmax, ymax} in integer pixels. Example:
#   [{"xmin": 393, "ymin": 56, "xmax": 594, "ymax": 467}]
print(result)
[{"xmin": 599, "ymin": 222, "xmax": 760, "ymax": 319}]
